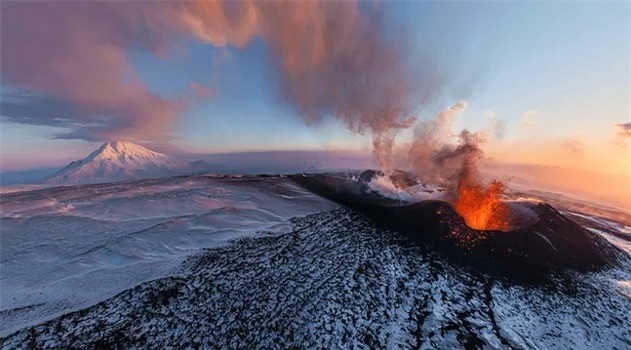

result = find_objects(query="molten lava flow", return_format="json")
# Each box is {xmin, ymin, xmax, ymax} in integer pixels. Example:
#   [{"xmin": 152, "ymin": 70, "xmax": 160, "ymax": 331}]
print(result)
[{"xmin": 454, "ymin": 179, "xmax": 512, "ymax": 231}]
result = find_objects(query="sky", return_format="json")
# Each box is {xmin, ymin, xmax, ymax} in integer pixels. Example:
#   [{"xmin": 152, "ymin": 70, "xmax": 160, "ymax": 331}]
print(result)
[{"xmin": 1, "ymin": 1, "xmax": 629, "ymax": 184}]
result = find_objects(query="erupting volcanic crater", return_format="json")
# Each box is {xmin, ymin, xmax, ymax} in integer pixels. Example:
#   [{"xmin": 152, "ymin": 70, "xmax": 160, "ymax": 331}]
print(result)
[{"xmin": 292, "ymin": 170, "xmax": 626, "ymax": 280}]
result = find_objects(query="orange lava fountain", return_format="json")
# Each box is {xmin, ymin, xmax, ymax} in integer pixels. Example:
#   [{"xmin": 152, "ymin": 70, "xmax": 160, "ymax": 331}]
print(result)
[{"xmin": 454, "ymin": 178, "xmax": 512, "ymax": 231}]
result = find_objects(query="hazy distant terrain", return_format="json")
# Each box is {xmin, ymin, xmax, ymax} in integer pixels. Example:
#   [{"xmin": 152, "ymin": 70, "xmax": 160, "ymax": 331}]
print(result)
[
  {"xmin": 0, "ymin": 147, "xmax": 374, "ymax": 186},
  {"xmin": 2, "ymin": 144, "xmax": 627, "ymax": 214},
  {"xmin": 481, "ymin": 161, "xmax": 631, "ymax": 212}
]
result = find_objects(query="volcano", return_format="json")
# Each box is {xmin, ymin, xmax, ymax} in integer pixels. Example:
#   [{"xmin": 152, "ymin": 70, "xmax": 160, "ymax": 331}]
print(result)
[
  {"xmin": 45, "ymin": 141, "xmax": 183, "ymax": 185},
  {"xmin": 292, "ymin": 171, "xmax": 626, "ymax": 280}
]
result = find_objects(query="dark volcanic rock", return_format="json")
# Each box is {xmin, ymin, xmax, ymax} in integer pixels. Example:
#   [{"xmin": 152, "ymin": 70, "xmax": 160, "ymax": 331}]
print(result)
[
  {"xmin": 3, "ymin": 209, "xmax": 629, "ymax": 349},
  {"xmin": 382, "ymin": 201, "xmax": 624, "ymax": 278},
  {"xmin": 292, "ymin": 173, "xmax": 626, "ymax": 278}
]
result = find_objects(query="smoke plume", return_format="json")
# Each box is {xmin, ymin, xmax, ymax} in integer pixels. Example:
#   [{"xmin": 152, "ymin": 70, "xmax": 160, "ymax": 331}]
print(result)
[
  {"xmin": 181, "ymin": 1, "xmax": 417, "ymax": 170},
  {"xmin": 2, "ymin": 0, "xmax": 448, "ymax": 169},
  {"xmin": 402, "ymin": 101, "xmax": 511, "ymax": 230},
  {"xmin": 405, "ymin": 101, "xmax": 486, "ymax": 194}
]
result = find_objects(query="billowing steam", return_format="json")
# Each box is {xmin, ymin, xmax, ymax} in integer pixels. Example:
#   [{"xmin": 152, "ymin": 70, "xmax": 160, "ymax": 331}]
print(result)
[
  {"xmin": 3, "ymin": 1, "xmax": 509, "ymax": 228},
  {"xmin": 181, "ymin": 1, "xmax": 417, "ymax": 171},
  {"xmin": 364, "ymin": 100, "xmax": 512, "ymax": 230},
  {"xmin": 2, "ymin": 0, "xmax": 421, "ymax": 164},
  {"xmin": 181, "ymin": 1, "xmax": 503, "ymax": 205},
  {"xmin": 409, "ymin": 101, "xmax": 512, "ymax": 230},
  {"xmin": 407, "ymin": 101, "xmax": 474, "ymax": 191},
  {"xmin": 403, "ymin": 102, "xmax": 511, "ymax": 230}
]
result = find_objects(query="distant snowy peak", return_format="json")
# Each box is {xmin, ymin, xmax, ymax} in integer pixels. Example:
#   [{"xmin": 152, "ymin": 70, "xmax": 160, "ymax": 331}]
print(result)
[
  {"xmin": 84, "ymin": 141, "xmax": 177, "ymax": 168},
  {"xmin": 47, "ymin": 141, "xmax": 183, "ymax": 185}
]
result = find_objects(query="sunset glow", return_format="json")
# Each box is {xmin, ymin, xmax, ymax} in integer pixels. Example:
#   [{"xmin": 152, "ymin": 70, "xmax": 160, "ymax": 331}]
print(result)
[
  {"xmin": 0, "ymin": 1, "xmax": 628, "ymax": 208},
  {"xmin": 1, "ymin": 2, "xmax": 630, "ymax": 348}
]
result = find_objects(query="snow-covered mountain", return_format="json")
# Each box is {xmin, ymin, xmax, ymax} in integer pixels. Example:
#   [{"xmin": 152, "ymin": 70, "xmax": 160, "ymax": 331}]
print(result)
[{"xmin": 46, "ymin": 141, "xmax": 184, "ymax": 185}]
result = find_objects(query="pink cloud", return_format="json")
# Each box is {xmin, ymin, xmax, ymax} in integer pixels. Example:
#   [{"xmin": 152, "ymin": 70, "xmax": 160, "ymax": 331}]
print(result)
[
  {"xmin": 2, "ymin": 0, "xmax": 427, "ymax": 156},
  {"xmin": 180, "ymin": 1, "xmax": 419, "ymax": 169},
  {"xmin": 1, "ymin": 2, "xmax": 186, "ymax": 141}
]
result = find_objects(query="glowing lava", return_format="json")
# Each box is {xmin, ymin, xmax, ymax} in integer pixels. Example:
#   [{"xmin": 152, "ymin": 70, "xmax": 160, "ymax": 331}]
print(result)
[{"xmin": 454, "ymin": 179, "xmax": 512, "ymax": 231}]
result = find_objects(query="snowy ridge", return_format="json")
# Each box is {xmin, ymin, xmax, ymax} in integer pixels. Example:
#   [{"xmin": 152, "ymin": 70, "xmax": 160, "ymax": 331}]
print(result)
[
  {"xmin": 2, "ymin": 206, "xmax": 630, "ymax": 349},
  {"xmin": 46, "ymin": 141, "xmax": 183, "ymax": 185},
  {"xmin": 0, "ymin": 175, "xmax": 337, "ymax": 337},
  {"xmin": 1, "ymin": 175, "xmax": 630, "ymax": 348}
]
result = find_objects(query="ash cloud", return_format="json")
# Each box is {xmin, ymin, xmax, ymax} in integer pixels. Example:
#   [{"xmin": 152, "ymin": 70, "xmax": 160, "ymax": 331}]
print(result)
[
  {"xmin": 1, "ymin": 0, "xmax": 455, "ymax": 159},
  {"xmin": 181, "ymin": 1, "xmax": 422, "ymax": 169},
  {"xmin": 405, "ymin": 101, "xmax": 488, "ymax": 196}
]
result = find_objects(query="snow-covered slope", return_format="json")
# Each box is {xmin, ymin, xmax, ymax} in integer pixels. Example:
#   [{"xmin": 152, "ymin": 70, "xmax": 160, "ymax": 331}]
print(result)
[
  {"xmin": 0, "ymin": 175, "xmax": 337, "ymax": 338},
  {"xmin": 46, "ymin": 141, "xmax": 182, "ymax": 185},
  {"xmin": 0, "ymin": 175, "xmax": 630, "ymax": 348}
]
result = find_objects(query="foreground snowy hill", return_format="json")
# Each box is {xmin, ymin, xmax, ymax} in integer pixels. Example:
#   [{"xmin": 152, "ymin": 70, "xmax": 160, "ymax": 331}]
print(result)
[
  {"xmin": 1, "ymin": 174, "xmax": 630, "ymax": 348},
  {"xmin": 45, "ymin": 141, "xmax": 183, "ymax": 185}
]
